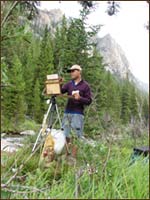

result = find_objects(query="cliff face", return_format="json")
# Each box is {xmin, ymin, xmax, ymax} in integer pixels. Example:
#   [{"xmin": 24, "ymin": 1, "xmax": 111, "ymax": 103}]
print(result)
[
  {"xmin": 96, "ymin": 34, "xmax": 130, "ymax": 79},
  {"xmin": 96, "ymin": 34, "xmax": 148, "ymax": 92},
  {"xmin": 19, "ymin": 8, "xmax": 64, "ymax": 36},
  {"xmin": 31, "ymin": 9, "xmax": 64, "ymax": 34}
]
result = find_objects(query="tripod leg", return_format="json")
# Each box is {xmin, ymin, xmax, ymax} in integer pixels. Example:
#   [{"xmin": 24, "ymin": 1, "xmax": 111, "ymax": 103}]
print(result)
[
  {"xmin": 48, "ymin": 105, "xmax": 55, "ymax": 129},
  {"xmin": 44, "ymin": 102, "xmax": 53, "ymax": 124},
  {"xmin": 32, "ymin": 129, "xmax": 43, "ymax": 152},
  {"xmin": 55, "ymin": 104, "xmax": 71, "ymax": 155},
  {"xmin": 55, "ymin": 104, "xmax": 62, "ymax": 128},
  {"xmin": 32, "ymin": 102, "xmax": 53, "ymax": 152}
]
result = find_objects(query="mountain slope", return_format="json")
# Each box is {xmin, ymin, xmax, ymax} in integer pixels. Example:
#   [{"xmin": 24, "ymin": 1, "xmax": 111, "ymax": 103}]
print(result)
[{"xmin": 96, "ymin": 34, "xmax": 148, "ymax": 92}]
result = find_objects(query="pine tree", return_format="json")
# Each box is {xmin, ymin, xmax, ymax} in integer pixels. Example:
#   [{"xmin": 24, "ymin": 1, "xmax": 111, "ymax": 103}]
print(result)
[
  {"xmin": 86, "ymin": 47, "xmax": 107, "ymax": 114},
  {"xmin": 54, "ymin": 10, "xmax": 100, "ymax": 73},
  {"xmin": 2, "ymin": 55, "xmax": 26, "ymax": 131},
  {"xmin": 53, "ymin": 15, "xmax": 68, "ymax": 73},
  {"xmin": 22, "ymin": 37, "xmax": 41, "ymax": 117},
  {"xmin": 113, "ymin": 83, "xmax": 122, "ymax": 120},
  {"xmin": 129, "ymin": 84, "xmax": 139, "ymax": 122},
  {"xmin": 120, "ymin": 80, "xmax": 131, "ymax": 124},
  {"xmin": 36, "ymin": 25, "xmax": 54, "ymax": 114},
  {"xmin": 53, "ymin": 26, "xmax": 61, "ymax": 69},
  {"xmin": 105, "ymin": 72, "xmax": 121, "ymax": 120},
  {"xmin": 23, "ymin": 46, "xmax": 35, "ymax": 116},
  {"xmin": 66, "ymin": 18, "xmax": 89, "ymax": 68},
  {"xmin": 32, "ymin": 79, "xmax": 41, "ymax": 123},
  {"xmin": 105, "ymin": 72, "xmax": 115, "ymax": 112},
  {"xmin": 142, "ymin": 97, "xmax": 149, "ymax": 126},
  {"xmin": 38, "ymin": 25, "xmax": 54, "ymax": 85}
]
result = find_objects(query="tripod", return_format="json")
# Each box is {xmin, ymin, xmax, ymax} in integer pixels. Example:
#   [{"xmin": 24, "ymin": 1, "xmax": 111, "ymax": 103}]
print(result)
[{"xmin": 32, "ymin": 95, "xmax": 62, "ymax": 152}]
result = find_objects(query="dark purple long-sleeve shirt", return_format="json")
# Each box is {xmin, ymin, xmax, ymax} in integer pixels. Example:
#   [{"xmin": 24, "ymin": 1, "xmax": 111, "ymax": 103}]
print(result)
[{"xmin": 61, "ymin": 79, "xmax": 92, "ymax": 115}]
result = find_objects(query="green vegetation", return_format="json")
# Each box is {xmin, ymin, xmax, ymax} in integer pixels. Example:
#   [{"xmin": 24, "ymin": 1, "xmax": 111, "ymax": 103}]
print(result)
[
  {"xmin": 1, "ymin": 128, "xmax": 149, "ymax": 199},
  {"xmin": 1, "ymin": 2, "xmax": 149, "ymax": 199}
]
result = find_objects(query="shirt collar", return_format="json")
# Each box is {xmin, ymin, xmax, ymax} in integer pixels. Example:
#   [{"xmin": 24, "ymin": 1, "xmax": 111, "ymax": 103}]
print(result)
[{"xmin": 72, "ymin": 79, "xmax": 83, "ymax": 86}]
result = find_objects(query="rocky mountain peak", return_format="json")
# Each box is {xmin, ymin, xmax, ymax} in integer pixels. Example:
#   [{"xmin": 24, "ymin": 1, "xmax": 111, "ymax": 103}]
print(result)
[
  {"xmin": 96, "ymin": 34, "xmax": 148, "ymax": 92},
  {"xmin": 19, "ymin": 8, "xmax": 64, "ymax": 36},
  {"xmin": 96, "ymin": 34, "xmax": 130, "ymax": 79},
  {"xmin": 34, "ymin": 8, "xmax": 64, "ymax": 28}
]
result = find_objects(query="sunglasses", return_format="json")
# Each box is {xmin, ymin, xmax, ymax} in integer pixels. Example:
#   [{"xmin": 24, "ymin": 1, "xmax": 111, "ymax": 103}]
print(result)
[{"xmin": 70, "ymin": 69, "xmax": 79, "ymax": 73}]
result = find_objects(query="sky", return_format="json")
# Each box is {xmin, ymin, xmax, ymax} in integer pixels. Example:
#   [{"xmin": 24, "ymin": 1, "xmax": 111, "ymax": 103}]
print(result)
[{"xmin": 38, "ymin": 1, "xmax": 149, "ymax": 84}]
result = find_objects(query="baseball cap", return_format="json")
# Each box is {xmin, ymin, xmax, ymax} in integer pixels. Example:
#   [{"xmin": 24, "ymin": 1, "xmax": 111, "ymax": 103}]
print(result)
[{"xmin": 67, "ymin": 65, "xmax": 82, "ymax": 72}]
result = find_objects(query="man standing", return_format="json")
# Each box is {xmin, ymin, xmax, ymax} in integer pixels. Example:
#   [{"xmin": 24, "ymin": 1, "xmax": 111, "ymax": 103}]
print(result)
[{"xmin": 61, "ymin": 64, "xmax": 92, "ymax": 145}]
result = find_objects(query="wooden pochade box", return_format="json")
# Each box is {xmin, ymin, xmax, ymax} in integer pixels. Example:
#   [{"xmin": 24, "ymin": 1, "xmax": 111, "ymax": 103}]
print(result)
[{"xmin": 45, "ymin": 74, "xmax": 61, "ymax": 95}]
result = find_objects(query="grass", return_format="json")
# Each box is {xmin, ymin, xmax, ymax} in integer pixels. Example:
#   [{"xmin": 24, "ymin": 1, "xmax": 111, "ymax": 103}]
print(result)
[
  {"xmin": 1, "ymin": 118, "xmax": 40, "ymax": 134},
  {"xmin": 1, "ymin": 125, "xmax": 149, "ymax": 199}
]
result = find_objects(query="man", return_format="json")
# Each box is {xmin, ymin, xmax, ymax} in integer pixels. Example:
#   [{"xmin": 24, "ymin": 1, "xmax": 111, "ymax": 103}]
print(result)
[{"xmin": 61, "ymin": 64, "xmax": 92, "ymax": 145}]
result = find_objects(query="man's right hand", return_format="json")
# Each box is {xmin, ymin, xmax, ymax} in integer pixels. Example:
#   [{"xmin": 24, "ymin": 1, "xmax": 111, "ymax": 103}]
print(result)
[{"xmin": 59, "ymin": 77, "xmax": 64, "ymax": 85}]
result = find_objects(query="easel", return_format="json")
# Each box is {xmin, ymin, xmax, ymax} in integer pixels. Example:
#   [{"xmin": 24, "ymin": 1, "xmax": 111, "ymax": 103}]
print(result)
[{"xmin": 32, "ymin": 95, "xmax": 70, "ymax": 154}]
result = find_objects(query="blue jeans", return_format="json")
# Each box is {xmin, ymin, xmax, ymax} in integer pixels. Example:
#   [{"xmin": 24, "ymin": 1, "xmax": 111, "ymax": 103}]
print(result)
[{"xmin": 62, "ymin": 113, "xmax": 84, "ymax": 138}]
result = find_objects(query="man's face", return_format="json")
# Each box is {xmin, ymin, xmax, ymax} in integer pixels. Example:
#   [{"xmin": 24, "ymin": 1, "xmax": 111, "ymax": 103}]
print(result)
[{"xmin": 70, "ymin": 69, "xmax": 81, "ymax": 80}]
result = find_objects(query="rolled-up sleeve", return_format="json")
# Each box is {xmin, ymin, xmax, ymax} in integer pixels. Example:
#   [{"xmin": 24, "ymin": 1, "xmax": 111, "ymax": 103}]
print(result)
[{"xmin": 79, "ymin": 85, "xmax": 92, "ymax": 105}]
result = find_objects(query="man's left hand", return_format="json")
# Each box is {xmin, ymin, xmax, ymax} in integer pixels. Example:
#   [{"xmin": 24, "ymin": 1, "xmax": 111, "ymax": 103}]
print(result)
[{"xmin": 73, "ymin": 93, "xmax": 81, "ymax": 100}]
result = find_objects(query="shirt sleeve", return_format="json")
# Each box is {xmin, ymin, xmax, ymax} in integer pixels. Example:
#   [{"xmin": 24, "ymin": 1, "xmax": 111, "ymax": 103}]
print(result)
[
  {"xmin": 61, "ymin": 83, "xmax": 68, "ymax": 94},
  {"xmin": 79, "ymin": 85, "xmax": 92, "ymax": 105}
]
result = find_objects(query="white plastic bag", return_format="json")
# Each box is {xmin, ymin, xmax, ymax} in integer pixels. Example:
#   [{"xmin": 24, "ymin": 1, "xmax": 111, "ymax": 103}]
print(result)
[{"xmin": 51, "ymin": 129, "xmax": 66, "ymax": 154}]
